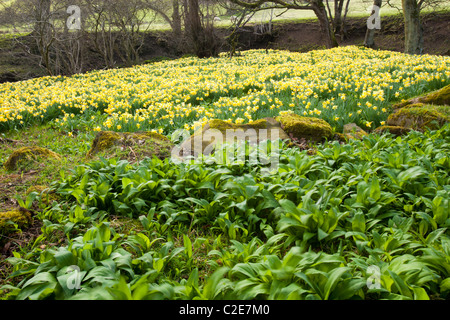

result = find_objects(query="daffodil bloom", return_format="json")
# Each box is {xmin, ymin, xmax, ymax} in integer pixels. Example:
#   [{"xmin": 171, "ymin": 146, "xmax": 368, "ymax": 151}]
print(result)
[{"xmin": 0, "ymin": 46, "xmax": 448, "ymax": 134}]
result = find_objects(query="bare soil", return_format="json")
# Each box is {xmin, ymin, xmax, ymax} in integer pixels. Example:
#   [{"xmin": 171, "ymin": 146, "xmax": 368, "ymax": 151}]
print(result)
[{"xmin": 265, "ymin": 11, "xmax": 450, "ymax": 55}]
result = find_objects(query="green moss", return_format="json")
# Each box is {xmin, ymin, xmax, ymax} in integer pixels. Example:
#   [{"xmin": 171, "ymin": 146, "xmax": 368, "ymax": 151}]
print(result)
[
  {"xmin": 3, "ymin": 146, "xmax": 61, "ymax": 171},
  {"xmin": 422, "ymin": 84, "xmax": 450, "ymax": 106},
  {"xmin": 393, "ymin": 84, "xmax": 450, "ymax": 108},
  {"xmin": 343, "ymin": 123, "xmax": 368, "ymax": 140},
  {"xmin": 178, "ymin": 118, "xmax": 290, "ymax": 158},
  {"xmin": 276, "ymin": 114, "xmax": 333, "ymax": 142},
  {"xmin": 87, "ymin": 131, "xmax": 122, "ymax": 156},
  {"xmin": 87, "ymin": 131, "xmax": 174, "ymax": 160},
  {"xmin": 26, "ymin": 185, "xmax": 58, "ymax": 205},
  {"xmin": 140, "ymin": 132, "xmax": 171, "ymax": 142},
  {"xmin": 207, "ymin": 119, "xmax": 269, "ymax": 132},
  {"xmin": 334, "ymin": 132, "xmax": 349, "ymax": 142},
  {"xmin": 387, "ymin": 104, "xmax": 449, "ymax": 131},
  {"xmin": 0, "ymin": 210, "xmax": 31, "ymax": 233},
  {"xmin": 373, "ymin": 125, "xmax": 412, "ymax": 136}
]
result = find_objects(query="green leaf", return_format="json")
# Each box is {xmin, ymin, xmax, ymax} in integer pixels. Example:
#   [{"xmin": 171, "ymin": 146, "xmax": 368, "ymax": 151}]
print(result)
[
  {"xmin": 17, "ymin": 272, "xmax": 58, "ymax": 300},
  {"xmin": 440, "ymin": 277, "xmax": 450, "ymax": 293},
  {"xmin": 201, "ymin": 267, "xmax": 230, "ymax": 300},
  {"xmin": 317, "ymin": 228, "xmax": 329, "ymax": 241},
  {"xmin": 323, "ymin": 267, "xmax": 350, "ymax": 300},
  {"xmin": 153, "ymin": 258, "xmax": 165, "ymax": 273},
  {"xmin": 295, "ymin": 272, "xmax": 323, "ymax": 299},
  {"xmin": 412, "ymin": 287, "xmax": 429, "ymax": 300},
  {"xmin": 352, "ymin": 212, "xmax": 366, "ymax": 233},
  {"xmin": 183, "ymin": 234, "xmax": 193, "ymax": 259},
  {"xmin": 425, "ymin": 228, "xmax": 447, "ymax": 245},
  {"xmin": 54, "ymin": 249, "xmax": 76, "ymax": 267},
  {"xmin": 369, "ymin": 176, "xmax": 381, "ymax": 201},
  {"xmin": 388, "ymin": 270, "xmax": 412, "ymax": 299},
  {"xmin": 122, "ymin": 177, "xmax": 133, "ymax": 189}
]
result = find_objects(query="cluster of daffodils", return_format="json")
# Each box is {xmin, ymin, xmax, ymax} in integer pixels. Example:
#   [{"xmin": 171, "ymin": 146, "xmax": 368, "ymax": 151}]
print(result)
[{"xmin": 1, "ymin": 46, "xmax": 449, "ymax": 133}]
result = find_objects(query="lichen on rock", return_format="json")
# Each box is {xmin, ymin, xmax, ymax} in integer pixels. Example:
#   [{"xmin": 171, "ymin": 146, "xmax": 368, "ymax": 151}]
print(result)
[
  {"xmin": 26, "ymin": 185, "xmax": 58, "ymax": 205},
  {"xmin": 3, "ymin": 146, "xmax": 61, "ymax": 171},
  {"xmin": 276, "ymin": 114, "xmax": 333, "ymax": 143},
  {"xmin": 343, "ymin": 123, "xmax": 368, "ymax": 140},
  {"xmin": 387, "ymin": 104, "xmax": 449, "ymax": 131},
  {"xmin": 0, "ymin": 209, "xmax": 32, "ymax": 233},
  {"xmin": 373, "ymin": 125, "xmax": 412, "ymax": 136},
  {"xmin": 393, "ymin": 84, "xmax": 450, "ymax": 109},
  {"xmin": 177, "ymin": 118, "xmax": 290, "ymax": 158},
  {"xmin": 87, "ymin": 131, "xmax": 174, "ymax": 161}
]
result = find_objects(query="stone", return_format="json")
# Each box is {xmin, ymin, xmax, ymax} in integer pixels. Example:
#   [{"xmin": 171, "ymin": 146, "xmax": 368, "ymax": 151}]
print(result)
[
  {"xmin": 276, "ymin": 114, "xmax": 333, "ymax": 142},
  {"xmin": 87, "ymin": 131, "xmax": 174, "ymax": 161},
  {"xmin": 3, "ymin": 146, "xmax": 61, "ymax": 171},
  {"xmin": 393, "ymin": 84, "xmax": 450, "ymax": 109},
  {"xmin": 387, "ymin": 104, "xmax": 450, "ymax": 131},
  {"xmin": 373, "ymin": 125, "xmax": 412, "ymax": 136},
  {"xmin": 343, "ymin": 123, "xmax": 368, "ymax": 140},
  {"xmin": 176, "ymin": 118, "xmax": 290, "ymax": 158},
  {"xmin": 0, "ymin": 209, "xmax": 32, "ymax": 234}
]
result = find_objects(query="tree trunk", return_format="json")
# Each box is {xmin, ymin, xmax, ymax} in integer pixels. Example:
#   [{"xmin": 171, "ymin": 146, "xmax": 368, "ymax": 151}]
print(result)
[
  {"xmin": 364, "ymin": 0, "xmax": 382, "ymax": 48},
  {"xmin": 312, "ymin": 1, "xmax": 338, "ymax": 48},
  {"xmin": 402, "ymin": 0, "xmax": 423, "ymax": 54},
  {"xmin": 172, "ymin": 0, "xmax": 182, "ymax": 37},
  {"xmin": 34, "ymin": 0, "xmax": 53, "ymax": 75},
  {"xmin": 186, "ymin": 0, "xmax": 203, "ymax": 56},
  {"xmin": 333, "ymin": 0, "xmax": 343, "ymax": 37}
]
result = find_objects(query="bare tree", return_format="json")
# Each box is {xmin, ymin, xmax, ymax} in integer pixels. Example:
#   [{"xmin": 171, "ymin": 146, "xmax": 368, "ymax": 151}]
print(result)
[
  {"xmin": 84, "ymin": 0, "xmax": 157, "ymax": 67},
  {"xmin": 3, "ymin": 0, "xmax": 86, "ymax": 76},
  {"xmin": 144, "ymin": 0, "xmax": 183, "ymax": 37},
  {"xmin": 387, "ymin": 0, "xmax": 447, "ymax": 54},
  {"xmin": 183, "ymin": 0, "xmax": 220, "ymax": 58},
  {"xmin": 84, "ymin": 0, "xmax": 118, "ymax": 68},
  {"xmin": 364, "ymin": 0, "xmax": 382, "ymax": 48},
  {"xmin": 227, "ymin": 0, "xmax": 348, "ymax": 48},
  {"xmin": 325, "ymin": 0, "xmax": 351, "ymax": 41},
  {"xmin": 402, "ymin": 0, "xmax": 423, "ymax": 54},
  {"xmin": 111, "ymin": 0, "xmax": 157, "ymax": 66},
  {"xmin": 223, "ymin": 6, "xmax": 255, "ymax": 57}
]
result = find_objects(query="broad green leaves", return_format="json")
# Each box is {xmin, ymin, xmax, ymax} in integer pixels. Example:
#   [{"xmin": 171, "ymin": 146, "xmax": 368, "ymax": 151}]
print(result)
[{"xmin": 4, "ymin": 124, "xmax": 450, "ymax": 300}]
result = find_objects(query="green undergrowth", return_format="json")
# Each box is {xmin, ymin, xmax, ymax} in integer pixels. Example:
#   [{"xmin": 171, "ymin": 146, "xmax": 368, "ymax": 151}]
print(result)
[{"xmin": 1, "ymin": 123, "xmax": 449, "ymax": 300}]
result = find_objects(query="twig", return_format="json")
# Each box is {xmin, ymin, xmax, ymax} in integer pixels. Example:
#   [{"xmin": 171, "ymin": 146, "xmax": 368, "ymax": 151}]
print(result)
[
  {"xmin": 0, "ymin": 137, "xmax": 23, "ymax": 145},
  {"xmin": 129, "ymin": 146, "xmax": 139, "ymax": 165}
]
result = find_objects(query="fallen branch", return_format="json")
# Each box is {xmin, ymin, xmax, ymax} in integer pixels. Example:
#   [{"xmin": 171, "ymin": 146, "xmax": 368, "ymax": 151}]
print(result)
[{"xmin": 0, "ymin": 137, "xmax": 23, "ymax": 145}]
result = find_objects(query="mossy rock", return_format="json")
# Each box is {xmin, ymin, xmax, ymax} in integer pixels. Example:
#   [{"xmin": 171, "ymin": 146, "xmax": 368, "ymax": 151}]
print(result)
[
  {"xmin": 0, "ymin": 210, "xmax": 32, "ymax": 233},
  {"xmin": 373, "ymin": 125, "xmax": 412, "ymax": 136},
  {"xmin": 387, "ymin": 104, "xmax": 450, "ymax": 131},
  {"xmin": 276, "ymin": 114, "xmax": 333, "ymax": 143},
  {"xmin": 3, "ymin": 146, "xmax": 61, "ymax": 171},
  {"xmin": 343, "ymin": 123, "xmax": 368, "ymax": 140},
  {"xmin": 87, "ymin": 131, "xmax": 174, "ymax": 161},
  {"xmin": 177, "ymin": 118, "xmax": 290, "ymax": 158},
  {"xmin": 26, "ymin": 185, "xmax": 58, "ymax": 205},
  {"xmin": 333, "ymin": 132, "xmax": 349, "ymax": 143},
  {"xmin": 393, "ymin": 84, "xmax": 450, "ymax": 109}
]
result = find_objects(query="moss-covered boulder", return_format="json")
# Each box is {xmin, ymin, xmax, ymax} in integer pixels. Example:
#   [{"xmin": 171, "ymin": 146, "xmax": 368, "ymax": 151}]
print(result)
[
  {"xmin": 343, "ymin": 123, "xmax": 368, "ymax": 140},
  {"xmin": 0, "ymin": 209, "xmax": 32, "ymax": 233},
  {"xmin": 276, "ymin": 114, "xmax": 333, "ymax": 142},
  {"xmin": 177, "ymin": 118, "xmax": 290, "ymax": 158},
  {"xmin": 26, "ymin": 185, "xmax": 58, "ymax": 205},
  {"xmin": 3, "ymin": 146, "xmax": 61, "ymax": 171},
  {"xmin": 387, "ymin": 104, "xmax": 450, "ymax": 131},
  {"xmin": 87, "ymin": 131, "xmax": 174, "ymax": 161},
  {"xmin": 373, "ymin": 125, "xmax": 412, "ymax": 136},
  {"xmin": 394, "ymin": 84, "xmax": 450, "ymax": 109},
  {"xmin": 333, "ymin": 132, "xmax": 349, "ymax": 143}
]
